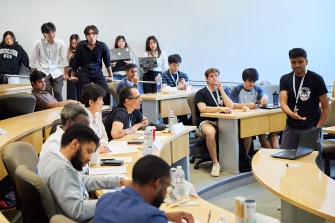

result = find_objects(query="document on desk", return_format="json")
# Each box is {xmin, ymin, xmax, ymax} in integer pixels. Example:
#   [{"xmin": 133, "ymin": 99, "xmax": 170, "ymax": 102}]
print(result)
[
  {"xmin": 107, "ymin": 145, "xmax": 138, "ymax": 154},
  {"xmin": 89, "ymin": 166, "xmax": 127, "ymax": 175},
  {"xmin": 98, "ymin": 157, "xmax": 132, "ymax": 163},
  {"xmin": 0, "ymin": 128, "xmax": 7, "ymax": 135},
  {"xmin": 108, "ymin": 141, "xmax": 127, "ymax": 146}
]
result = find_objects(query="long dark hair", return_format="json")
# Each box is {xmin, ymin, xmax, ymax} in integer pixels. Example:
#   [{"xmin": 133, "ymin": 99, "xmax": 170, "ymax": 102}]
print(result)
[
  {"xmin": 114, "ymin": 35, "xmax": 128, "ymax": 48},
  {"xmin": 145, "ymin": 36, "xmax": 162, "ymax": 57},
  {"xmin": 2, "ymin": 31, "xmax": 16, "ymax": 45},
  {"xmin": 68, "ymin": 34, "xmax": 80, "ymax": 51}
]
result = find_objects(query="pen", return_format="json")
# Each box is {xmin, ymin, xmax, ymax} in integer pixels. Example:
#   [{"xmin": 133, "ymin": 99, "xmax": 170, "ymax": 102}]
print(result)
[
  {"xmin": 286, "ymin": 163, "xmax": 289, "ymax": 167},
  {"xmin": 207, "ymin": 210, "xmax": 211, "ymax": 223}
]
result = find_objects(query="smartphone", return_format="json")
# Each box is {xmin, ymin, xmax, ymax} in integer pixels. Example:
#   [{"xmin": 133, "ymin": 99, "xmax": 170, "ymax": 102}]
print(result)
[
  {"xmin": 127, "ymin": 140, "xmax": 143, "ymax": 145},
  {"xmin": 100, "ymin": 159, "xmax": 124, "ymax": 166}
]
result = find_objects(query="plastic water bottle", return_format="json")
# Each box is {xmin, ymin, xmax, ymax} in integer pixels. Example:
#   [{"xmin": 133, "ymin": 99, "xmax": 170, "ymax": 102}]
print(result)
[
  {"xmin": 168, "ymin": 110, "xmax": 176, "ymax": 131},
  {"xmin": 143, "ymin": 127, "xmax": 153, "ymax": 155},
  {"xmin": 155, "ymin": 73, "xmax": 162, "ymax": 92},
  {"xmin": 174, "ymin": 166, "xmax": 186, "ymax": 200},
  {"xmin": 214, "ymin": 215, "xmax": 227, "ymax": 223}
]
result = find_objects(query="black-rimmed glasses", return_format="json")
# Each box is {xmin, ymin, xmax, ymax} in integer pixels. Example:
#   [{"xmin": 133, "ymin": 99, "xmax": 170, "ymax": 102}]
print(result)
[
  {"xmin": 129, "ymin": 95, "xmax": 141, "ymax": 100},
  {"xmin": 161, "ymin": 179, "xmax": 175, "ymax": 193}
]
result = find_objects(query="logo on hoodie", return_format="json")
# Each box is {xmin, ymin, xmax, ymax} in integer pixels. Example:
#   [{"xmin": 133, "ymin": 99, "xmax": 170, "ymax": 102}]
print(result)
[{"xmin": 0, "ymin": 48, "xmax": 18, "ymax": 59}]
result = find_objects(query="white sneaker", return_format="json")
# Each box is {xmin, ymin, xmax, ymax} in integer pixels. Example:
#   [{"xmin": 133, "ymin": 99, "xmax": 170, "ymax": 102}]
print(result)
[{"xmin": 211, "ymin": 163, "xmax": 221, "ymax": 177}]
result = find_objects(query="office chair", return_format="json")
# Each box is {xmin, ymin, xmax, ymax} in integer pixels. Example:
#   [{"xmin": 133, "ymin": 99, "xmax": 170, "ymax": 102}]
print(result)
[
  {"xmin": 15, "ymin": 165, "xmax": 57, "ymax": 222},
  {"xmin": 0, "ymin": 92, "xmax": 36, "ymax": 120},
  {"xmin": 186, "ymin": 91, "xmax": 212, "ymax": 169},
  {"xmin": 322, "ymin": 100, "xmax": 335, "ymax": 177},
  {"xmin": 108, "ymin": 82, "xmax": 120, "ymax": 105}
]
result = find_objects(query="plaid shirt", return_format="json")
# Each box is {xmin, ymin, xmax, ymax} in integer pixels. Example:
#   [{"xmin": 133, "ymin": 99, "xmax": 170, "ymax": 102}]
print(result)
[{"xmin": 161, "ymin": 70, "xmax": 189, "ymax": 87}]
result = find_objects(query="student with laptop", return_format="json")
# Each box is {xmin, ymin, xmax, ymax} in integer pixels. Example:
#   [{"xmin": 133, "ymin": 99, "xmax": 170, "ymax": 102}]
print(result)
[
  {"xmin": 111, "ymin": 35, "xmax": 137, "ymax": 81},
  {"xmin": 230, "ymin": 68, "xmax": 279, "ymax": 151},
  {"xmin": 280, "ymin": 48, "xmax": 329, "ymax": 150},
  {"xmin": 141, "ymin": 36, "xmax": 168, "ymax": 93},
  {"xmin": 161, "ymin": 54, "xmax": 190, "ymax": 90}
]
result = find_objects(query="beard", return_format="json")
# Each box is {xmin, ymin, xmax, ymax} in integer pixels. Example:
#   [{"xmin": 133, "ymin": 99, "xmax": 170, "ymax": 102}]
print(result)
[
  {"xmin": 71, "ymin": 146, "xmax": 84, "ymax": 171},
  {"xmin": 152, "ymin": 191, "xmax": 165, "ymax": 208}
]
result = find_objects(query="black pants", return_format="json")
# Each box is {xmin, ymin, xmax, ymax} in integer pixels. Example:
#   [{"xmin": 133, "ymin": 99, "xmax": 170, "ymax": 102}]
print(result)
[
  {"xmin": 77, "ymin": 70, "xmax": 110, "ymax": 105},
  {"xmin": 67, "ymin": 80, "xmax": 79, "ymax": 100},
  {"xmin": 143, "ymin": 70, "xmax": 160, "ymax": 93}
]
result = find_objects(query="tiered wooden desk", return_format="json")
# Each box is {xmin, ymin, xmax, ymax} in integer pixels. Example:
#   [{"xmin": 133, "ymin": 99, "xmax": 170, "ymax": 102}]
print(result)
[
  {"xmin": 201, "ymin": 108, "xmax": 286, "ymax": 173},
  {"xmin": 253, "ymin": 149, "xmax": 335, "ymax": 223},
  {"xmin": 0, "ymin": 84, "xmax": 32, "ymax": 96}
]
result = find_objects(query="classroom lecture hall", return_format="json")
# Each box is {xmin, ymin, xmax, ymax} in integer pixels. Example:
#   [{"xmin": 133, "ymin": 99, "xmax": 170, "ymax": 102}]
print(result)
[{"xmin": 1, "ymin": 1, "xmax": 335, "ymax": 223}]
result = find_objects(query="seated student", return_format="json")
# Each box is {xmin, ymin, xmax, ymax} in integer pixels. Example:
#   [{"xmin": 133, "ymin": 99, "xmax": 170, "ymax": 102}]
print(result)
[
  {"xmin": 81, "ymin": 83, "xmax": 110, "ymax": 153},
  {"xmin": 39, "ymin": 103, "xmax": 89, "ymax": 159},
  {"xmin": 94, "ymin": 155, "xmax": 194, "ymax": 223},
  {"xmin": 116, "ymin": 63, "xmax": 141, "ymax": 94},
  {"xmin": 229, "ymin": 68, "xmax": 279, "ymax": 151},
  {"xmin": 30, "ymin": 70, "xmax": 77, "ymax": 111},
  {"xmin": 38, "ymin": 123, "xmax": 132, "ymax": 222},
  {"xmin": 194, "ymin": 68, "xmax": 233, "ymax": 177},
  {"xmin": 161, "ymin": 54, "xmax": 189, "ymax": 90},
  {"xmin": 104, "ymin": 86, "xmax": 148, "ymax": 140}
]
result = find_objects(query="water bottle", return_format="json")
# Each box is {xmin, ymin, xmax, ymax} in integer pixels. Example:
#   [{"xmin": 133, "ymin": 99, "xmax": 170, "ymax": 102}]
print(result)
[
  {"xmin": 155, "ymin": 73, "xmax": 162, "ymax": 92},
  {"xmin": 174, "ymin": 166, "xmax": 186, "ymax": 200},
  {"xmin": 214, "ymin": 215, "xmax": 227, "ymax": 223},
  {"xmin": 143, "ymin": 127, "xmax": 153, "ymax": 155},
  {"xmin": 168, "ymin": 110, "xmax": 176, "ymax": 131}
]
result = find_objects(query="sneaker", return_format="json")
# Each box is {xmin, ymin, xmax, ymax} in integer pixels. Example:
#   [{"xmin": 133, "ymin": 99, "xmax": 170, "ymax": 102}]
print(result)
[{"xmin": 211, "ymin": 163, "xmax": 221, "ymax": 177}]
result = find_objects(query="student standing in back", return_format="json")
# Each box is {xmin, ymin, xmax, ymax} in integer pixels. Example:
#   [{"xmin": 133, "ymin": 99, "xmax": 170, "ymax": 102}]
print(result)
[
  {"xmin": 66, "ymin": 34, "xmax": 80, "ymax": 100},
  {"xmin": 30, "ymin": 22, "xmax": 68, "ymax": 101},
  {"xmin": 142, "ymin": 36, "xmax": 168, "ymax": 93},
  {"xmin": 0, "ymin": 31, "xmax": 30, "ymax": 84}
]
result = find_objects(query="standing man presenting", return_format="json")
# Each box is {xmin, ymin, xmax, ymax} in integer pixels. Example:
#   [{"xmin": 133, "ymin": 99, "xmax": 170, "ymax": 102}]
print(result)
[
  {"xmin": 30, "ymin": 22, "xmax": 68, "ymax": 101},
  {"xmin": 280, "ymin": 48, "xmax": 329, "ymax": 149},
  {"xmin": 71, "ymin": 25, "xmax": 112, "ymax": 105}
]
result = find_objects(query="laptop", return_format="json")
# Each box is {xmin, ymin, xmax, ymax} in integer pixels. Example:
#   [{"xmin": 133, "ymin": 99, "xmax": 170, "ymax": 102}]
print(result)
[
  {"xmin": 138, "ymin": 57, "xmax": 158, "ymax": 68},
  {"xmin": 110, "ymin": 48, "xmax": 131, "ymax": 61},
  {"xmin": 271, "ymin": 127, "xmax": 321, "ymax": 160},
  {"xmin": 259, "ymin": 104, "xmax": 281, "ymax": 109}
]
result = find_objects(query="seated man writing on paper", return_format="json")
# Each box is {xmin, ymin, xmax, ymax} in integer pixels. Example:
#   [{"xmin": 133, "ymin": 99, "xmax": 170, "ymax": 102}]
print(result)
[
  {"xmin": 104, "ymin": 86, "xmax": 148, "ymax": 140},
  {"xmin": 194, "ymin": 68, "xmax": 233, "ymax": 177},
  {"xmin": 94, "ymin": 155, "xmax": 194, "ymax": 223},
  {"xmin": 38, "ymin": 123, "xmax": 131, "ymax": 222},
  {"xmin": 229, "ymin": 68, "xmax": 279, "ymax": 153},
  {"xmin": 161, "ymin": 54, "xmax": 189, "ymax": 90}
]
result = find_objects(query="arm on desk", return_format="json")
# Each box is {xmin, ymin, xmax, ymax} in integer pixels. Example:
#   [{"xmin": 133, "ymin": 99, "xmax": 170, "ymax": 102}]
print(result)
[
  {"xmin": 111, "ymin": 121, "xmax": 134, "ymax": 139},
  {"xmin": 197, "ymin": 102, "xmax": 232, "ymax": 114},
  {"xmin": 131, "ymin": 116, "xmax": 149, "ymax": 132},
  {"xmin": 46, "ymin": 100, "xmax": 79, "ymax": 109}
]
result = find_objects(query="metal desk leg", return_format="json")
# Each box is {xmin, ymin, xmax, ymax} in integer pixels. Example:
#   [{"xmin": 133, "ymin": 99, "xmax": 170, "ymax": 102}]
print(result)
[
  {"xmin": 142, "ymin": 100, "xmax": 159, "ymax": 123},
  {"xmin": 281, "ymin": 200, "xmax": 325, "ymax": 223},
  {"xmin": 171, "ymin": 155, "xmax": 190, "ymax": 181},
  {"xmin": 218, "ymin": 118, "xmax": 239, "ymax": 173}
]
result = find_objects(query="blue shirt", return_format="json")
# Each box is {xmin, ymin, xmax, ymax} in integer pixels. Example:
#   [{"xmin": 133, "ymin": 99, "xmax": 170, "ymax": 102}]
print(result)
[
  {"xmin": 161, "ymin": 70, "xmax": 189, "ymax": 87},
  {"xmin": 230, "ymin": 84, "xmax": 263, "ymax": 103},
  {"xmin": 72, "ymin": 40, "xmax": 111, "ymax": 72},
  {"xmin": 94, "ymin": 187, "xmax": 168, "ymax": 223},
  {"xmin": 117, "ymin": 77, "xmax": 141, "ymax": 94}
]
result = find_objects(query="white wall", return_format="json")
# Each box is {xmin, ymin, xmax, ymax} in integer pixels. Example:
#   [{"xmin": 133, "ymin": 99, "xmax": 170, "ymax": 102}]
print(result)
[{"xmin": 2, "ymin": 0, "xmax": 335, "ymax": 85}]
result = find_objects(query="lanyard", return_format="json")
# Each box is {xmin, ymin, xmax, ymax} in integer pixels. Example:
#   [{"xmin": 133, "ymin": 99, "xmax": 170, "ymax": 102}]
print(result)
[
  {"xmin": 293, "ymin": 73, "xmax": 306, "ymax": 108},
  {"xmin": 207, "ymin": 86, "xmax": 222, "ymax": 107},
  {"xmin": 128, "ymin": 114, "xmax": 132, "ymax": 128},
  {"xmin": 169, "ymin": 70, "xmax": 179, "ymax": 86}
]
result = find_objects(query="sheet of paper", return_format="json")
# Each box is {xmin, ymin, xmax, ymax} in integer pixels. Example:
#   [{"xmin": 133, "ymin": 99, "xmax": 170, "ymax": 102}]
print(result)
[
  {"xmin": 98, "ymin": 157, "xmax": 132, "ymax": 163},
  {"xmin": 108, "ymin": 141, "xmax": 127, "ymax": 146},
  {"xmin": 0, "ymin": 128, "xmax": 7, "ymax": 135},
  {"xmin": 89, "ymin": 166, "xmax": 127, "ymax": 175},
  {"xmin": 107, "ymin": 146, "xmax": 138, "ymax": 155}
]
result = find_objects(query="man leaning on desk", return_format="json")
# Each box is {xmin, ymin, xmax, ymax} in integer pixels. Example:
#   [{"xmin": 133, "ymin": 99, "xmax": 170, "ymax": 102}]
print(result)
[
  {"xmin": 104, "ymin": 86, "xmax": 148, "ymax": 140},
  {"xmin": 94, "ymin": 155, "xmax": 194, "ymax": 223},
  {"xmin": 38, "ymin": 124, "xmax": 131, "ymax": 222},
  {"xmin": 194, "ymin": 68, "xmax": 233, "ymax": 177}
]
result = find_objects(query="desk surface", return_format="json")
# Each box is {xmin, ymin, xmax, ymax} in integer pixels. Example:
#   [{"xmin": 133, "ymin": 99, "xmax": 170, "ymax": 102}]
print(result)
[
  {"xmin": 0, "ymin": 84, "xmax": 32, "ymax": 95},
  {"xmin": 201, "ymin": 108, "xmax": 283, "ymax": 120},
  {"xmin": 252, "ymin": 149, "xmax": 335, "ymax": 221},
  {"xmin": 323, "ymin": 126, "xmax": 335, "ymax": 134},
  {"xmin": 141, "ymin": 88, "xmax": 198, "ymax": 101}
]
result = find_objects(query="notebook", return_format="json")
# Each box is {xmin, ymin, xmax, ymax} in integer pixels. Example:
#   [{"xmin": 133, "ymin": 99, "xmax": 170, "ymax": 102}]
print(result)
[
  {"xmin": 138, "ymin": 57, "xmax": 158, "ymax": 68},
  {"xmin": 271, "ymin": 127, "xmax": 321, "ymax": 160},
  {"xmin": 110, "ymin": 48, "xmax": 131, "ymax": 61}
]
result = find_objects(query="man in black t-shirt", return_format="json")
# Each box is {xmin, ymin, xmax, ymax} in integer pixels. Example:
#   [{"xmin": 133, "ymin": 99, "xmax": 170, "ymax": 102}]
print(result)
[
  {"xmin": 194, "ymin": 68, "xmax": 233, "ymax": 177},
  {"xmin": 280, "ymin": 48, "xmax": 329, "ymax": 149},
  {"xmin": 104, "ymin": 86, "xmax": 148, "ymax": 140}
]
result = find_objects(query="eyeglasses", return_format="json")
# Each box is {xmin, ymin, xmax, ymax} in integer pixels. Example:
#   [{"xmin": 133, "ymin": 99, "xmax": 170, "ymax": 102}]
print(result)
[
  {"xmin": 161, "ymin": 179, "xmax": 175, "ymax": 193},
  {"xmin": 129, "ymin": 95, "xmax": 141, "ymax": 100}
]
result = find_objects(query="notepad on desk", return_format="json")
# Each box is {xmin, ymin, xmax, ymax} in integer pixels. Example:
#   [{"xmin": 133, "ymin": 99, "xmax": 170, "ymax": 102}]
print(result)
[
  {"xmin": 89, "ymin": 166, "xmax": 127, "ymax": 175},
  {"xmin": 107, "ymin": 146, "xmax": 139, "ymax": 155}
]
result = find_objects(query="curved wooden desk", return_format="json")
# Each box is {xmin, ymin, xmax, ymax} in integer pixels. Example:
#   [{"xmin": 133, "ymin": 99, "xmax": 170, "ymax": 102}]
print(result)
[
  {"xmin": 0, "ymin": 84, "xmax": 32, "ymax": 96},
  {"xmin": 0, "ymin": 107, "xmax": 62, "ymax": 180},
  {"xmin": 252, "ymin": 149, "xmax": 335, "ymax": 223}
]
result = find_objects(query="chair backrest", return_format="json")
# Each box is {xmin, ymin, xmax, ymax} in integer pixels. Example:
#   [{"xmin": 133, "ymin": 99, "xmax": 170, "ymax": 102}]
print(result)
[
  {"xmin": 50, "ymin": 214, "xmax": 78, "ymax": 223},
  {"xmin": 0, "ymin": 92, "xmax": 36, "ymax": 120},
  {"xmin": 15, "ymin": 165, "xmax": 57, "ymax": 222},
  {"xmin": 325, "ymin": 100, "xmax": 335, "ymax": 127},
  {"xmin": 108, "ymin": 82, "xmax": 120, "ymax": 105},
  {"xmin": 186, "ymin": 91, "xmax": 197, "ymax": 126}
]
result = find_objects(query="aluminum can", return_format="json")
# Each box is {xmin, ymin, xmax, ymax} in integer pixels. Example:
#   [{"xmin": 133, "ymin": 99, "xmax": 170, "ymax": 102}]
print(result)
[{"xmin": 244, "ymin": 199, "xmax": 256, "ymax": 223}]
